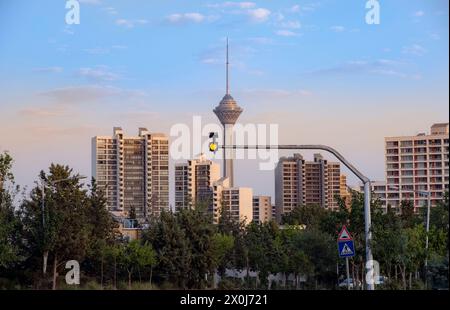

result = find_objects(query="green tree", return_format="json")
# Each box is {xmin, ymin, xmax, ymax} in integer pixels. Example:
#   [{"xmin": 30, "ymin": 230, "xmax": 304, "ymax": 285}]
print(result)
[
  {"xmin": 84, "ymin": 178, "xmax": 118, "ymax": 287},
  {"xmin": 244, "ymin": 222, "xmax": 281, "ymax": 288},
  {"xmin": 20, "ymin": 164, "xmax": 91, "ymax": 289},
  {"xmin": 282, "ymin": 204, "xmax": 326, "ymax": 228},
  {"xmin": 0, "ymin": 152, "xmax": 23, "ymax": 271},
  {"xmin": 176, "ymin": 204, "xmax": 216, "ymax": 289},
  {"xmin": 279, "ymin": 227, "xmax": 313, "ymax": 289},
  {"xmin": 211, "ymin": 232, "xmax": 234, "ymax": 286},
  {"xmin": 296, "ymin": 229, "xmax": 336, "ymax": 289},
  {"xmin": 143, "ymin": 210, "xmax": 191, "ymax": 288},
  {"xmin": 217, "ymin": 206, "xmax": 248, "ymax": 274},
  {"xmin": 105, "ymin": 242, "xmax": 122, "ymax": 289}
]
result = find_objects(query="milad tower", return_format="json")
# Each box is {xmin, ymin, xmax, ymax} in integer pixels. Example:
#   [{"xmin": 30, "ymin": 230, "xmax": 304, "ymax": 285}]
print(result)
[{"xmin": 213, "ymin": 38, "xmax": 243, "ymax": 187}]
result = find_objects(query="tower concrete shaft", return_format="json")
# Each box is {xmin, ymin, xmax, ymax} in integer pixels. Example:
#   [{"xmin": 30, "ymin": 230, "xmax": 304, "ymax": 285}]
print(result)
[{"xmin": 213, "ymin": 38, "xmax": 242, "ymax": 187}]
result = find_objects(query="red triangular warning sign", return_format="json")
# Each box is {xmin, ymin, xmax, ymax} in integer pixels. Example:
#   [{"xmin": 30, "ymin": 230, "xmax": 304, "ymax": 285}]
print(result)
[{"xmin": 338, "ymin": 225, "xmax": 352, "ymax": 241}]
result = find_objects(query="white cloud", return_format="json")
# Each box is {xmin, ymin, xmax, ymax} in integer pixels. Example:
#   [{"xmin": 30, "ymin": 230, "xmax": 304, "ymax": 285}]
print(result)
[
  {"xmin": 275, "ymin": 30, "xmax": 299, "ymax": 37},
  {"xmin": 430, "ymin": 33, "xmax": 440, "ymax": 40},
  {"xmin": 19, "ymin": 106, "xmax": 67, "ymax": 117},
  {"xmin": 78, "ymin": 0, "xmax": 101, "ymax": 4},
  {"xmin": 290, "ymin": 5, "xmax": 301, "ymax": 13},
  {"xmin": 288, "ymin": 4, "xmax": 317, "ymax": 13},
  {"xmin": 27, "ymin": 125, "xmax": 98, "ymax": 136},
  {"xmin": 248, "ymin": 37, "xmax": 274, "ymax": 45},
  {"xmin": 103, "ymin": 7, "xmax": 117, "ymax": 15},
  {"xmin": 76, "ymin": 67, "xmax": 120, "ymax": 81},
  {"xmin": 330, "ymin": 25, "xmax": 345, "ymax": 32},
  {"xmin": 413, "ymin": 10, "xmax": 425, "ymax": 17},
  {"xmin": 308, "ymin": 58, "xmax": 421, "ymax": 80},
  {"xmin": 273, "ymin": 12, "xmax": 285, "ymax": 21},
  {"xmin": 62, "ymin": 26, "xmax": 74, "ymax": 35},
  {"xmin": 370, "ymin": 69, "xmax": 422, "ymax": 80},
  {"xmin": 402, "ymin": 44, "xmax": 427, "ymax": 56},
  {"xmin": 39, "ymin": 85, "xmax": 147, "ymax": 104},
  {"xmin": 116, "ymin": 19, "xmax": 134, "ymax": 28},
  {"xmin": 280, "ymin": 20, "xmax": 301, "ymax": 29},
  {"xmin": 116, "ymin": 19, "xmax": 148, "ymax": 28},
  {"xmin": 207, "ymin": 1, "xmax": 256, "ymax": 9},
  {"xmin": 83, "ymin": 47, "xmax": 110, "ymax": 55},
  {"xmin": 83, "ymin": 46, "xmax": 127, "ymax": 55},
  {"xmin": 39, "ymin": 86, "xmax": 119, "ymax": 104},
  {"xmin": 33, "ymin": 67, "xmax": 63, "ymax": 73},
  {"xmin": 242, "ymin": 88, "xmax": 312, "ymax": 97},
  {"xmin": 247, "ymin": 8, "xmax": 271, "ymax": 22},
  {"xmin": 112, "ymin": 45, "xmax": 128, "ymax": 49},
  {"xmin": 166, "ymin": 12, "xmax": 206, "ymax": 23},
  {"xmin": 207, "ymin": 2, "xmax": 271, "ymax": 23},
  {"xmin": 201, "ymin": 58, "xmax": 220, "ymax": 64},
  {"xmin": 135, "ymin": 19, "xmax": 149, "ymax": 25}
]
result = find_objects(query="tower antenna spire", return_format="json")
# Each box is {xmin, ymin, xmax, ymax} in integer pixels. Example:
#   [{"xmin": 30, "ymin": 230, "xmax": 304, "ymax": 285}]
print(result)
[{"xmin": 226, "ymin": 37, "xmax": 229, "ymax": 95}]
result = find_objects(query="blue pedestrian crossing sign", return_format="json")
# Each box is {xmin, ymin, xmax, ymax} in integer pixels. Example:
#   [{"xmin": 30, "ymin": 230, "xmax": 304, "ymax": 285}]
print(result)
[
  {"xmin": 337, "ymin": 225, "xmax": 355, "ymax": 258},
  {"xmin": 338, "ymin": 240, "xmax": 355, "ymax": 258}
]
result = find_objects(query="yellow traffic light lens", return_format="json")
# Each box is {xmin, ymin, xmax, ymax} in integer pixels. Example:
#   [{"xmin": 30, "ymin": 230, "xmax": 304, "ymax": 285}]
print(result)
[{"xmin": 209, "ymin": 143, "xmax": 218, "ymax": 152}]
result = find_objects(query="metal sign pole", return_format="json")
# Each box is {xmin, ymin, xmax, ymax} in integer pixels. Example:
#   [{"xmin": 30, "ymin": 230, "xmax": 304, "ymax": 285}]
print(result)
[{"xmin": 346, "ymin": 257, "xmax": 350, "ymax": 290}]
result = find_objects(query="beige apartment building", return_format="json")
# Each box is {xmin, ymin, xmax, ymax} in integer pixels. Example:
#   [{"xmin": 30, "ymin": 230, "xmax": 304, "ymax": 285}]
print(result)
[
  {"xmin": 92, "ymin": 127, "xmax": 169, "ymax": 222},
  {"xmin": 212, "ymin": 177, "xmax": 253, "ymax": 225},
  {"xmin": 275, "ymin": 153, "xmax": 343, "ymax": 221},
  {"xmin": 357, "ymin": 181, "xmax": 388, "ymax": 208},
  {"xmin": 385, "ymin": 123, "xmax": 449, "ymax": 209},
  {"xmin": 339, "ymin": 174, "xmax": 352, "ymax": 209},
  {"xmin": 174, "ymin": 154, "xmax": 221, "ymax": 212},
  {"xmin": 252, "ymin": 196, "xmax": 273, "ymax": 223}
]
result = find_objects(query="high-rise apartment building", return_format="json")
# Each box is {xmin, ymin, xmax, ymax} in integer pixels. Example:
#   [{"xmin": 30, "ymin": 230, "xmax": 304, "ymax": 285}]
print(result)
[
  {"xmin": 385, "ymin": 123, "xmax": 449, "ymax": 209},
  {"xmin": 252, "ymin": 196, "xmax": 273, "ymax": 223},
  {"xmin": 339, "ymin": 174, "xmax": 351, "ymax": 209},
  {"xmin": 174, "ymin": 154, "xmax": 221, "ymax": 212},
  {"xmin": 275, "ymin": 153, "xmax": 343, "ymax": 221},
  {"xmin": 358, "ymin": 181, "xmax": 388, "ymax": 208},
  {"xmin": 326, "ymin": 160, "xmax": 341, "ymax": 209},
  {"xmin": 212, "ymin": 177, "xmax": 253, "ymax": 225},
  {"xmin": 92, "ymin": 127, "xmax": 169, "ymax": 222}
]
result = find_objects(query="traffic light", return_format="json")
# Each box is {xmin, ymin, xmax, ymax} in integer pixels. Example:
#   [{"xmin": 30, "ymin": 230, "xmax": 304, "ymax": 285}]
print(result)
[{"xmin": 209, "ymin": 132, "xmax": 218, "ymax": 153}]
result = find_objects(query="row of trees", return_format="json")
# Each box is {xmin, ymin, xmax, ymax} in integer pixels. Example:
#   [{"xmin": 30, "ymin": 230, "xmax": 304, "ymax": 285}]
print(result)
[{"xmin": 0, "ymin": 152, "xmax": 448, "ymax": 289}]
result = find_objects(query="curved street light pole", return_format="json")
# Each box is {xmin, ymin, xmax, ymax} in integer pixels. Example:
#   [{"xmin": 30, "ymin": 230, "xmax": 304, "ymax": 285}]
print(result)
[{"xmin": 221, "ymin": 144, "xmax": 375, "ymax": 290}]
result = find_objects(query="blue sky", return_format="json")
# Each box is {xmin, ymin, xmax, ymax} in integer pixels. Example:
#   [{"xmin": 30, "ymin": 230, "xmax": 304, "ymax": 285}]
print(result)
[{"xmin": 0, "ymin": 0, "xmax": 448, "ymax": 203}]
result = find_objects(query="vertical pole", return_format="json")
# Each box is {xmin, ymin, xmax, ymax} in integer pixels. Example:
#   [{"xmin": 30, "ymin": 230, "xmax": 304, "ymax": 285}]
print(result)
[
  {"xmin": 336, "ymin": 262, "xmax": 339, "ymax": 283},
  {"xmin": 346, "ymin": 257, "xmax": 350, "ymax": 290},
  {"xmin": 226, "ymin": 37, "xmax": 229, "ymax": 95},
  {"xmin": 364, "ymin": 181, "xmax": 375, "ymax": 290},
  {"xmin": 223, "ymin": 124, "xmax": 227, "ymax": 180},
  {"xmin": 41, "ymin": 182, "xmax": 47, "ymax": 275},
  {"xmin": 425, "ymin": 191, "xmax": 431, "ymax": 288},
  {"xmin": 41, "ymin": 182, "xmax": 45, "ymax": 227}
]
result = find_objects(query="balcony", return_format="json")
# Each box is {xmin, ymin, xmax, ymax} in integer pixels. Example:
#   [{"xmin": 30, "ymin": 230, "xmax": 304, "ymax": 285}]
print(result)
[
  {"xmin": 401, "ymin": 148, "xmax": 413, "ymax": 154},
  {"xmin": 414, "ymin": 140, "xmax": 427, "ymax": 146},
  {"xmin": 400, "ymin": 141, "xmax": 413, "ymax": 147},
  {"xmin": 414, "ymin": 147, "xmax": 427, "ymax": 154},
  {"xmin": 429, "ymin": 139, "xmax": 442, "ymax": 146},
  {"xmin": 387, "ymin": 164, "xmax": 399, "ymax": 170},
  {"xmin": 387, "ymin": 156, "xmax": 399, "ymax": 162},
  {"xmin": 401, "ymin": 156, "xmax": 414, "ymax": 162},
  {"xmin": 386, "ymin": 141, "xmax": 399, "ymax": 148},
  {"xmin": 429, "ymin": 147, "xmax": 442, "ymax": 154},
  {"xmin": 429, "ymin": 155, "xmax": 442, "ymax": 161}
]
